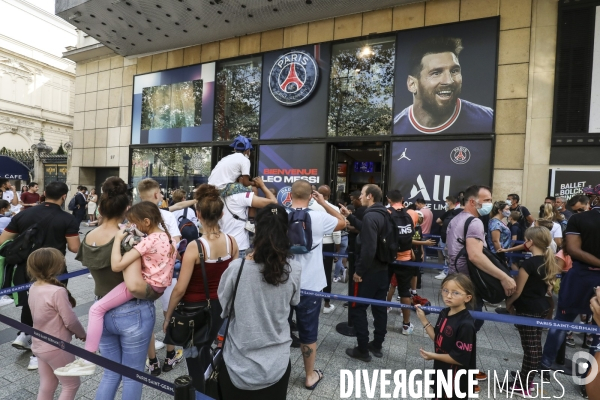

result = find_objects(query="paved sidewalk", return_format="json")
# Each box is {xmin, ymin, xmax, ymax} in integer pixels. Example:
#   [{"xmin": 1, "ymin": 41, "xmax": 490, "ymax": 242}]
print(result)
[{"xmin": 0, "ymin": 230, "xmax": 588, "ymax": 399}]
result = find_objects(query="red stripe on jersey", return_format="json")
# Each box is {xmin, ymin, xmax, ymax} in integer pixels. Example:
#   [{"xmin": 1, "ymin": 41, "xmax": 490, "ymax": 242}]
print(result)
[{"xmin": 409, "ymin": 99, "xmax": 461, "ymax": 134}]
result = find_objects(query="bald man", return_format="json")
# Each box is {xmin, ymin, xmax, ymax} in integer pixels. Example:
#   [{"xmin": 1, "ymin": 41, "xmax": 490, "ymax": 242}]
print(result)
[
  {"xmin": 289, "ymin": 180, "xmax": 345, "ymax": 389},
  {"xmin": 311, "ymin": 185, "xmax": 342, "ymax": 313}
]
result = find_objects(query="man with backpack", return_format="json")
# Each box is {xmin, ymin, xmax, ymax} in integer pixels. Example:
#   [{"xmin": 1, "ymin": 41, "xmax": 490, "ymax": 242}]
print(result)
[
  {"xmin": 287, "ymin": 180, "xmax": 345, "ymax": 390},
  {"xmin": 0, "ymin": 181, "xmax": 80, "ymax": 371},
  {"xmin": 446, "ymin": 185, "xmax": 516, "ymax": 324},
  {"xmin": 340, "ymin": 184, "xmax": 391, "ymax": 362},
  {"xmin": 435, "ymin": 195, "xmax": 463, "ymax": 280},
  {"xmin": 507, "ymin": 193, "xmax": 534, "ymax": 232}
]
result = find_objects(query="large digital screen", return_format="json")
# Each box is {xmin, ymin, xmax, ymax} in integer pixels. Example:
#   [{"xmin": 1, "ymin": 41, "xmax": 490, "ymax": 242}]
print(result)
[
  {"xmin": 131, "ymin": 63, "xmax": 215, "ymax": 144},
  {"xmin": 258, "ymin": 143, "xmax": 326, "ymax": 207},
  {"xmin": 393, "ymin": 18, "xmax": 498, "ymax": 136},
  {"xmin": 389, "ymin": 140, "xmax": 493, "ymax": 221}
]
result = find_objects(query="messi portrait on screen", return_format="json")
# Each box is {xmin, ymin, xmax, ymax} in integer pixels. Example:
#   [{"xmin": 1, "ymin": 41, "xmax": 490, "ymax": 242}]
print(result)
[{"xmin": 393, "ymin": 18, "xmax": 498, "ymax": 136}]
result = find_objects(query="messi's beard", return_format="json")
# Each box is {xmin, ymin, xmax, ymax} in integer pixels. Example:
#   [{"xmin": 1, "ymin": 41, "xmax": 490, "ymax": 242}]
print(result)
[{"xmin": 417, "ymin": 82, "xmax": 462, "ymax": 123}]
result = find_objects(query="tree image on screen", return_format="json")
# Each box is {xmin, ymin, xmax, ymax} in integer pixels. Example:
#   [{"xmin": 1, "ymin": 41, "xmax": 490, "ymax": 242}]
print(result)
[
  {"xmin": 327, "ymin": 39, "xmax": 395, "ymax": 137},
  {"xmin": 214, "ymin": 58, "xmax": 262, "ymax": 141},
  {"xmin": 140, "ymin": 80, "xmax": 203, "ymax": 130}
]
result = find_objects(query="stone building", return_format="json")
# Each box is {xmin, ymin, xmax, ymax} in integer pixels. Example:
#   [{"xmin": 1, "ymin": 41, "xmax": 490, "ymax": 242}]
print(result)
[{"xmin": 57, "ymin": 0, "xmax": 598, "ymax": 213}]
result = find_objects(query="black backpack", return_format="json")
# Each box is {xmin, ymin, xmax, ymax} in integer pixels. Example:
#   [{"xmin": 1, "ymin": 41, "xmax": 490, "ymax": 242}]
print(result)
[
  {"xmin": 288, "ymin": 208, "xmax": 316, "ymax": 254},
  {"xmin": 177, "ymin": 207, "xmax": 200, "ymax": 243},
  {"xmin": 455, "ymin": 217, "xmax": 511, "ymax": 304},
  {"xmin": 389, "ymin": 207, "xmax": 414, "ymax": 252},
  {"xmin": 67, "ymin": 195, "xmax": 77, "ymax": 211},
  {"xmin": 0, "ymin": 214, "xmax": 56, "ymax": 265},
  {"xmin": 441, "ymin": 208, "xmax": 463, "ymax": 243},
  {"xmin": 370, "ymin": 208, "xmax": 400, "ymax": 264}
]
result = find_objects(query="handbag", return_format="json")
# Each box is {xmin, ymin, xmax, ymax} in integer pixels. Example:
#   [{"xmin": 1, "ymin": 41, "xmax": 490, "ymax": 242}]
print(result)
[
  {"xmin": 164, "ymin": 240, "xmax": 213, "ymax": 348},
  {"xmin": 205, "ymin": 258, "xmax": 245, "ymax": 399}
]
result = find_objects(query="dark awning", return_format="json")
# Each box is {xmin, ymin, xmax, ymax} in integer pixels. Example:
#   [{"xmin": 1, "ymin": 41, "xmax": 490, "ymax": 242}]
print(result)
[{"xmin": 0, "ymin": 156, "xmax": 30, "ymax": 180}]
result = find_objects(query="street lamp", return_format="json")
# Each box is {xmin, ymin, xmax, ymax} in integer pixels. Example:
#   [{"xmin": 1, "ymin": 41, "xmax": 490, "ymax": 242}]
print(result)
[{"xmin": 30, "ymin": 135, "xmax": 53, "ymax": 160}]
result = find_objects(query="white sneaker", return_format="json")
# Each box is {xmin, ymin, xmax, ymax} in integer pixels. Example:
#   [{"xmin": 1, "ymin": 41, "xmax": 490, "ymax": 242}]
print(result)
[
  {"xmin": 27, "ymin": 356, "xmax": 38, "ymax": 370},
  {"xmin": 54, "ymin": 358, "xmax": 96, "ymax": 376},
  {"xmin": 387, "ymin": 307, "xmax": 392, "ymax": 313},
  {"xmin": 323, "ymin": 304, "xmax": 335, "ymax": 314},
  {"xmin": 155, "ymin": 340, "xmax": 165, "ymax": 350},
  {"xmin": 434, "ymin": 272, "xmax": 447, "ymax": 280},
  {"xmin": 0, "ymin": 295, "xmax": 13, "ymax": 307},
  {"xmin": 402, "ymin": 322, "xmax": 415, "ymax": 335},
  {"xmin": 333, "ymin": 277, "xmax": 341, "ymax": 283},
  {"xmin": 12, "ymin": 332, "xmax": 31, "ymax": 350},
  {"xmin": 87, "ymin": 274, "xmax": 93, "ymax": 279}
]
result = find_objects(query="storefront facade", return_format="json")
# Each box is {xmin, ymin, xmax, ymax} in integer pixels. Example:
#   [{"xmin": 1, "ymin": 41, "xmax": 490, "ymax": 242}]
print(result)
[{"xmin": 63, "ymin": 0, "xmax": 567, "ymax": 212}]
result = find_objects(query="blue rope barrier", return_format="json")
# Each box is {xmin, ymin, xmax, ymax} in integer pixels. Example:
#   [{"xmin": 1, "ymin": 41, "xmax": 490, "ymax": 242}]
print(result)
[
  {"xmin": 300, "ymin": 289, "xmax": 599, "ymax": 334},
  {"xmin": 0, "ymin": 268, "xmax": 90, "ymax": 297}
]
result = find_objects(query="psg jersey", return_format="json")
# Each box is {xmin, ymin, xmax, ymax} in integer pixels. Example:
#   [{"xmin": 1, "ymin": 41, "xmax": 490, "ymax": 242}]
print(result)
[
  {"xmin": 432, "ymin": 307, "xmax": 477, "ymax": 399},
  {"xmin": 393, "ymin": 99, "xmax": 493, "ymax": 135}
]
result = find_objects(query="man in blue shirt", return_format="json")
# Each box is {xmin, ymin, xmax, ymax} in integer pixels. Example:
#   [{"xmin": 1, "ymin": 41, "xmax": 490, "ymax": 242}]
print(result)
[{"xmin": 394, "ymin": 37, "xmax": 493, "ymax": 135}]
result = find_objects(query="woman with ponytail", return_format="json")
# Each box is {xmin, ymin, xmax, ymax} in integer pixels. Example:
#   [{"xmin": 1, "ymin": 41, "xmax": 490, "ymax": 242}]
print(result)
[
  {"xmin": 504, "ymin": 226, "xmax": 561, "ymax": 396},
  {"xmin": 164, "ymin": 183, "xmax": 238, "ymax": 394},
  {"xmin": 27, "ymin": 248, "xmax": 85, "ymax": 400},
  {"xmin": 216, "ymin": 204, "xmax": 301, "ymax": 399}
]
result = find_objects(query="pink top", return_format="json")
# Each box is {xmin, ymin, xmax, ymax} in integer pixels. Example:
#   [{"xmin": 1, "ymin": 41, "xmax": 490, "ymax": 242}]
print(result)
[
  {"xmin": 134, "ymin": 232, "xmax": 176, "ymax": 287},
  {"xmin": 419, "ymin": 207, "xmax": 433, "ymax": 235},
  {"xmin": 556, "ymin": 250, "xmax": 573, "ymax": 272},
  {"xmin": 29, "ymin": 284, "xmax": 86, "ymax": 354}
]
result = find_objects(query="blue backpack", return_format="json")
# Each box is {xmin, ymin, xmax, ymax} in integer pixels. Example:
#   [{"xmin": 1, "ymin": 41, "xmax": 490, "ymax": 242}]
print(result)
[{"xmin": 287, "ymin": 208, "xmax": 317, "ymax": 254}]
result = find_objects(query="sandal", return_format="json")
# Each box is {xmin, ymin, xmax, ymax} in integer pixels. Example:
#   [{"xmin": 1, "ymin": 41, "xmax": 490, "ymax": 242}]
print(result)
[{"xmin": 305, "ymin": 369, "xmax": 324, "ymax": 390}]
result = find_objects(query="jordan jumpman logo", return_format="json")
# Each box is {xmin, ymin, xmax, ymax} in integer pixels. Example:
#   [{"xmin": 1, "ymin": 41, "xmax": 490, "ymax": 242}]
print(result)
[{"xmin": 398, "ymin": 148, "xmax": 411, "ymax": 161}]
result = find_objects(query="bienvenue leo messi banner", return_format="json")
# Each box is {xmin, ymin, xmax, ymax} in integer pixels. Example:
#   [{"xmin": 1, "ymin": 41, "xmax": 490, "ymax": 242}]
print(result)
[
  {"xmin": 131, "ymin": 63, "xmax": 215, "ymax": 145},
  {"xmin": 390, "ymin": 140, "xmax": 493, "ymax": 221},
  {"xmin": 260, "ymin": 44, "xmax": 332, "ymax": 140},
  {"xmin": 393, "ymin": 18, "xmax": 498, "ymax": 136},
  {"xmin": 549, "ymin": 169, "xmax": 600, "ymax": 201},
  {"xmin": 258, "ymin": 144, "xmax": 326, "ymax": 206}
]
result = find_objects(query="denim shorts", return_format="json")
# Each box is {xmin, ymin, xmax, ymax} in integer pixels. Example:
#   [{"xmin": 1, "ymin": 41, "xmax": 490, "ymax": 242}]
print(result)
[{"xmin": 294, "ymin": 295, "xmax": 322, "ymax": 344}]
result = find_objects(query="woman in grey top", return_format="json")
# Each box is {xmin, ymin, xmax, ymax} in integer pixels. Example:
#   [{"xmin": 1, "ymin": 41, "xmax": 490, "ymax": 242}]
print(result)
[{"xmin": 218, "ymin": 204, "xmax": 301, "ymax": 399}]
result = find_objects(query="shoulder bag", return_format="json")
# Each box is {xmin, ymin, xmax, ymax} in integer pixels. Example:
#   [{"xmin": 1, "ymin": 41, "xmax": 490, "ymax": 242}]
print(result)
[
  {"xmin": 163, "ymin": 240, "xmax": 213, "ymax": 348},
  {"xmin": 205, "ymin": 258, "xmax": 245, "ymax": 399}
]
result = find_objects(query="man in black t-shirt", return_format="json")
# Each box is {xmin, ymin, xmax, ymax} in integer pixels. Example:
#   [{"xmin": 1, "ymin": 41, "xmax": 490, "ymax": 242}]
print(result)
[
  {"xmin": 541, "ymin": 184, "xmax": 600, "ymax": 373},
  {"xmin": 507, "ymin": 193, "xmax": 534, "ymax": 232},
  {"xmin": 0, "ymin": 181, "xmax": 80, "ymax": 370}
]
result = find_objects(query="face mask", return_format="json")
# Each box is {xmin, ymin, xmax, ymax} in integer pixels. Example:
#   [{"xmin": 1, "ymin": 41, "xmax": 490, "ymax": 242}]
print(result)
[
  {"xmin": 557, "ymin": 206, "xmax": 563, "ymax": 210},
  {"xmin": 444, "ymin": 204, "xmax": 449, "ymax": 211},
  {"xmin": 506, "ymin": 199, "xmax": 512, "ymax": 205},
  {"xmin": 308, "ymin": 198, "xmax": 315, "ymax": 207},
  {"xmin": 157, "ymin": 200, "xmax": 163, "ymax": 207},
  {"xmin": 477, "ymin": 201, "xmax": 493, "ymax": 216},
  {"xmin": 502, "ymin": 210, "xmax": 511, "ymax": 218}
]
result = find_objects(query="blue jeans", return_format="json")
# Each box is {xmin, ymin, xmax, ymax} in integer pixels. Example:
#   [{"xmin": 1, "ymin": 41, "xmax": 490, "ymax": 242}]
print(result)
[
  {"xmin": 440, "ymin": 240, "xmax": 449, "ymax": 275},
  {"xmin": 334, "ymin": 235, "xmax": 348, "ymax": 279},
  {"xmin": 95, "ymin": 299, "xmax": 155, "ymax": 400},
  {"xmin": 541, "ymin": 308, "xmax": 579, "ymax": 367}
]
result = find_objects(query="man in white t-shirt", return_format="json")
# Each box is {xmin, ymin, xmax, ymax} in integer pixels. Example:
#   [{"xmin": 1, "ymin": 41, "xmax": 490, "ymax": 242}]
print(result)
[
  {"xmin": 220, "ymin": 176, "xmax": 277, "ymax": 257},
  {"xmin": 0, "ymin": 179, "xmax": 18, "ymax": 207},
  {"xmin": 288, "ymin": 180, "xmax": 345, "ymax": 389},
  {"xmin": 137, "ymin": 178, "xmax": 183, "ymax": 375},
  {"xmin": 208, "ymin": 136, "xmax": 254, "ymax": 190}
]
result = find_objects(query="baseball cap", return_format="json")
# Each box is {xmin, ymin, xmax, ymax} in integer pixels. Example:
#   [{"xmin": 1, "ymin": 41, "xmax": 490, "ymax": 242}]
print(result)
[
  {"xmin": 230, "ymin": 136, "xmax": 253, "ymax": 152},
  {"xmin": 582, "ymin": 184, "xmax": 600, "ymax": 196}
]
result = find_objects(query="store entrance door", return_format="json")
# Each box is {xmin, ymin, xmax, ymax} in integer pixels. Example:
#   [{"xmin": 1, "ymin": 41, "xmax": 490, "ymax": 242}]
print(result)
[{"xmin": 328, "ymin": 143, "xmax": 388, "ymax": 206}]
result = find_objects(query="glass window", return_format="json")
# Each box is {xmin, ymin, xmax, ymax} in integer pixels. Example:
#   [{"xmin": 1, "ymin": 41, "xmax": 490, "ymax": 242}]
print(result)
[
  {"xmin": 141, "ymin": 80, "xmax": 203, "ymax": 130},
  {"xmin": 130, "ymin": 146, "xmax": 211, "ymax": 202},
  {"xmin": 214, "ymin": 56, "xmax": 262, "ymax": 141},
  {"xmin": 327, "ymin": 37, "xmax": 396, "ymax": 137}
]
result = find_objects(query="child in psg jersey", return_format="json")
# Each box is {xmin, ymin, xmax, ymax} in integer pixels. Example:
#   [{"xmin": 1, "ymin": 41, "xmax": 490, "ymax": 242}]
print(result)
[{"xmin": 416, "ymin": 274, "xmax": 477, "ymax": 399}]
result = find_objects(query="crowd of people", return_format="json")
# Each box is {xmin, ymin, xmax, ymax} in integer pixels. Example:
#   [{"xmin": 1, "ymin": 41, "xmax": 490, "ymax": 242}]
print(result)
[{"xmin": 1, "ymin": 140, "xmax": 600, "ymax": 399}]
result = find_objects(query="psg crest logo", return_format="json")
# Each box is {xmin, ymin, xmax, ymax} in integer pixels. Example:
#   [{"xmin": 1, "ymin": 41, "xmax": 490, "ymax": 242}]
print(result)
[
  {"xmin": 277, "ymin": 186, "xmax": 293, "ymax": 207},
  {"xmin": 269, "ymin": 51, "xmax": 319, "ymax": 106},
  {"xmin": 450, "ymin": 146, "xmax": 471, "ymax": 165}
]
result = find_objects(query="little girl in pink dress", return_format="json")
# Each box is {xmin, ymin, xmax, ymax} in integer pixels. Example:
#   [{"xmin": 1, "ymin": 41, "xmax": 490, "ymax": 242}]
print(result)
[{"xmin": 55, "ymin": 201, "xmax": 176, "ymax": 377}]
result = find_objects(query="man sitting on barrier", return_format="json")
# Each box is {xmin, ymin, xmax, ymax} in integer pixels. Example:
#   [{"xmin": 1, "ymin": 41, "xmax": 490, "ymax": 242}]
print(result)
[
  {"xmin": 446, "ymin": 185, "xmax": 516, "ymax": 382},
  {"xmin": 342, "ymin": 184, "xmax": 390, "ymax": 362}
]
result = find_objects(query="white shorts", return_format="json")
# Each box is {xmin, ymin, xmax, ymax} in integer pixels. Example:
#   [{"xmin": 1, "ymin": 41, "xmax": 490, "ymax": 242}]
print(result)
[{"xmin": 160, "ymin": 277, "xmax": 177, "ymax": 312}]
